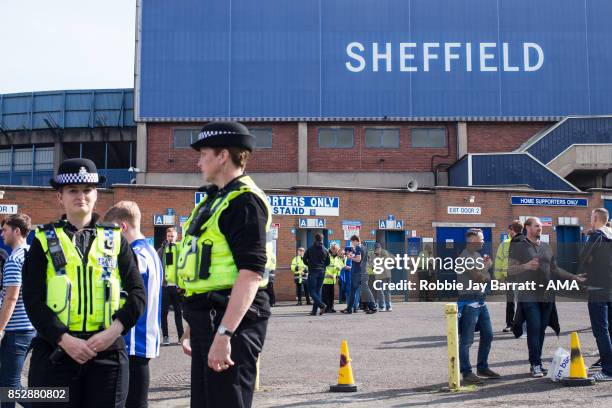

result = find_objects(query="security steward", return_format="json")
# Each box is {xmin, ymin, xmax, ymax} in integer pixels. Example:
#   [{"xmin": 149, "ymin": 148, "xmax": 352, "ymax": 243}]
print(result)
[
  {"xmin": 178, "ymin": 122, "xmax": 272, "ymax": 408},
  {"xmin": 22, "ymin": 158, "xmax": 146, "ymax": 408},
  {"xmin": 291, "ymin": 247, "xmax": 309, "ymax": 305}
]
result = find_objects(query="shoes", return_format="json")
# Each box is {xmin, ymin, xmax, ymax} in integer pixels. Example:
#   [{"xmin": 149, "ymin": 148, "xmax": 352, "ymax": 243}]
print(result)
[
  {"xmin": 306, "ymin": 301, "xmax": 312, "ymax": 305},
  {"xmin": 502, "ymin": 326, "xmax": 512, "ymax": 333},
  {"xmin": 593, "ymin": 371, "xmax": 612, "ymax": 382},
  {"xmin": 477, "ymin": 368, "xmax": 501, "ymax": 379},
  {"xmin": 309, "ymin": 311, "xmax": 317, "ymax": 316},
  {"xmin": 296, "ymin": 301, "xmax": 302, "ymax": 306},
  {"xmin": 365, "ymin": 308, "xmax": 377, "ymax": 314},
  {"xmin": 328, "ymin": 309, "xmax": 337, "ymax": 313},
  {"xmin": 162, "ymin": 336, "xmax": 170, "ymax": 346},
  {"xmin": 319, "ymin": 303, "xmax": 327, "ymax": 315},
  {"xmin": 387, "ymin": 306, "xmax": 392, "ymax": 312},
  {"xmin": 530, "ymin": 365, "xmax": 544, "ymax": 378},
  {"xmin": 591, "ymin": 359, "xmax": 602, "ymax": 371},
  {"xmin": 340, "ymin": 309, "xmax": 352, "ymax": 314},
  {"xmin": 462, "ymin": 372, "xmax": 483, "ymax": 385}
]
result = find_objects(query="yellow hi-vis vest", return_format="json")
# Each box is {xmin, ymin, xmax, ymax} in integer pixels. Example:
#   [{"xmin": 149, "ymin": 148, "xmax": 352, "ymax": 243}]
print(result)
[
  {"xmin": 494, "ymin": 237, "xmax": 511, "ymax": 280},
  {"xmin": 164, "ymin": 243, "xmax": 179, "ymax": 285},
  {"xmin": 324, "ymin": 255, "xmax": 343, "ymax": 284},
  {"xmin": 291, "ymin": 256, "xmax": 306, "ymax": 283},
  {"xmin": 36, "ymin": 222, "xmax": 122, "ymax": 332},
  {"xmin": 177, "ymin": 176, "xmax": 273, "ymax": 296}
]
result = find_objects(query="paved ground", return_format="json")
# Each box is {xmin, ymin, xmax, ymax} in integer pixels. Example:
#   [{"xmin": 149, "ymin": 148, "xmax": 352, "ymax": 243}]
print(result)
[{"xmin": 148, "ymin": 301, "xmax": 612, "ymax": 407}]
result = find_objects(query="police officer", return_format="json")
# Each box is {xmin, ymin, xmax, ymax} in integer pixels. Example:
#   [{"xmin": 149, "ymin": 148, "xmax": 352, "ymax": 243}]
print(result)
[
  {"xmin": 158, "ymin": 227, "xmax": 184, "ymax": 345},
  {"xmin": 178, "ymin": 122, "xmax": 272, "ymax": 408},
  {"xmin": 22, "ymin": 158, "xmax": 146, "ymax": 408}
]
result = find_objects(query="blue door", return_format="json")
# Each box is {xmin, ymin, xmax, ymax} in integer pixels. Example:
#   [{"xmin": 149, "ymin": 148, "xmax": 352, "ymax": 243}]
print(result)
[
  {"xmin": 383, "ymin": 231, "xmax": 405, "ymax": 296},
  {"xmin": 556, "ymin": 226, "xmax": 581, "ymax": 274},
  {"xmin": 435, "ymin": 227, "xmax": 493, "ymax": 299},
  {"xmin": 303, "ymin": 229, "xmax": 329, "ymax": 249},
  {"xmin": 605, "ymin": 200, "xmax": 612, "ymax": 218}
]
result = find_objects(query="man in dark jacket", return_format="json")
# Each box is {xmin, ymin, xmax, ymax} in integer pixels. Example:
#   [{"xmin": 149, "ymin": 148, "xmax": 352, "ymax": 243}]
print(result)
[
  {"xmin": 508, "ymin": 217, "xmax": 584, "ymax": 378},
  {"xmin": 582, "ymin": 208, "xmax": 612, "ymax": 381},
  {"xmin": 303, "ymin": 234, "xmax": 330, "ymax": 316}
]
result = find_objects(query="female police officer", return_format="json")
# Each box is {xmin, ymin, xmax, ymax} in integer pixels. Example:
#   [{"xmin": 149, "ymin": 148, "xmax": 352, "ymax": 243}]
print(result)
[
  {"xmin": 178, "ymin": 122, "xmax": 272, "ymax": 408},
  {"xmin": 22, "ymin": 158, "xmax": 146, "ymax": 407}
]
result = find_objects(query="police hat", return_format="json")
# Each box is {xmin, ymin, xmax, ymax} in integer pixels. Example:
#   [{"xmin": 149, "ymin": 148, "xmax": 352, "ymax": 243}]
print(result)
[
  {"xmin": 190, "ymin": 121, "xmax": 255, "ymax": 152},
  {"xmin": 50, "ymin": 158, "xmax": 106, "ymax": 189}
]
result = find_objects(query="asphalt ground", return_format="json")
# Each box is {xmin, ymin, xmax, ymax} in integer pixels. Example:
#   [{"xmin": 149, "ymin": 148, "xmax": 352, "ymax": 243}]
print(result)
[{"xmin": 147, "ymin": 301, "xmax": 612, "ymax": 408}]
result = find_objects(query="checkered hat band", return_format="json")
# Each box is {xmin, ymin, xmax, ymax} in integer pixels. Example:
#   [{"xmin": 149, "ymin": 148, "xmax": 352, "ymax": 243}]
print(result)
[
  {"xmin": 55, "ymin": 172, "xmax": 99, "ymax": 184},
  {"xmin": 198, "ymin": 130, "xmax": 236, "ymax": 140}
]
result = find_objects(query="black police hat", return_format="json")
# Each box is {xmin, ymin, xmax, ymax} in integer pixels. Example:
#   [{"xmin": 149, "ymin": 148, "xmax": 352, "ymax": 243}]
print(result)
[
  {"xmin": 190, "ymin": 121, "xmax": 255, "ymax": 152},
  {"xmin": 49, "ymin": 158, "xmax": 106, "ymax": 189}
]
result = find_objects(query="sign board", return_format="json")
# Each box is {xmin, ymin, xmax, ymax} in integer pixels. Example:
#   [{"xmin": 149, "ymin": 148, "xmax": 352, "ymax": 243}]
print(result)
[
  {"xmin": 0, "ymin": 204, "xmax": 18, "ymax": 215},
  {"xmin": 178, "ymin": 216, "xmax": 189, "ymax": 227},
  {"xmin": 298, "ymin": 218, "xmax": 326, "ymax": 228},
  {"xmin": 511, "ymin": 196, "xmax": 588, "ymax": 207},
  {"xmin": 342, "ymin": 225, "xmax": 361, "ymax": 240},
  {"xmin": 268, "ymin": 195, "xmax": 339, "ymax": 216},
  {"xmin": 540, "ymin": 217, "xmax": 553, "ymax": 226},
  {"xmin": 447, "ymin": 206, "xmax": 482, "ymax": 215},
  {"xmin": 378, "ymin": 219, "xmax": 404, "ymax": 230},
  {"xmin": 195, "ymin": 192, "xmax": 206, "ymax": 205},
  {"xmin": 270, "ymin": 223, "xmax": 280, "ymax": 240},
  {"xmin": 153, "ymin": 214, "xmax": 175, "ymax": 226},
  {"xmin": 139, "ymin": 1, "xmax": 612, "ymax": 121}
]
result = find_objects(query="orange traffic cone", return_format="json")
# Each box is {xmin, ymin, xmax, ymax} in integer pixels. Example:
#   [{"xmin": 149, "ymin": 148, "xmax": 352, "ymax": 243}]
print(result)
[
  {"xmin": 330, "ymin": 340, "xmax": 358, "ymax": 392},
  {"xmin": 561, "ymin": 331, "xmax": 595, "ymax": 386}
]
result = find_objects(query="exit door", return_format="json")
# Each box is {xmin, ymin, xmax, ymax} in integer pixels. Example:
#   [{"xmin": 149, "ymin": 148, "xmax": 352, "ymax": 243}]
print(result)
[
  {"xmin": 556, "ymin": 226, "xmax": 581, "ymax": 274},
  {"xmin": 435, "ymin": 226, "xmax": 493, "ymax": 298},
  {"xmin": 375, "ymin": 230, "xmax": 406, "ymax": 295}
]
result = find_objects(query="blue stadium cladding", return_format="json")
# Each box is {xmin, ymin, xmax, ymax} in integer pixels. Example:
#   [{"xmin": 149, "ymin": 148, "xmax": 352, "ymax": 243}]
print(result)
[{"xmin": 137, "ymin": 0, "xmax": 612, "ymax": 121}]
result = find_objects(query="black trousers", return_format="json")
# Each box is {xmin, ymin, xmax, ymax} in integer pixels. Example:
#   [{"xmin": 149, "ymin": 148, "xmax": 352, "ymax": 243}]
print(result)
[
  {"xmin": 126, "ymin": 356, "xmax": 150, "ymax": 408},
  {"xmin": 162, "ymin": 285, "xmax": 184, "ymax": 339},
  {"xmin": 183, "ymin": 301, "xmax": 268, "ymax": 408},
  {"xmin": 322, "ymin": 284, "xmax": 335, "ymax": 311},
  {"xmin": 266, "ymin": 282, "xmax": 276, "ymax": 306},
  {"xmin": 28, "ymin": 337, "xmax": 128, "ymax": 408},
  {"xmin": 295, "ymin": 281, "xmax": 310, "ymax": 303},
  {"xmin": 506, "ymin": 289, "xmax": 516, "ymax": 327}
]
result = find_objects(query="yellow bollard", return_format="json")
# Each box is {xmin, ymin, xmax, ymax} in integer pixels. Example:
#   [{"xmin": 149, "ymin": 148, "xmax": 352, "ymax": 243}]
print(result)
[
  {"xmin": 445, "ymin": 303, "xmax": 460, "ymax": 390},
  {"xmin": 255, "ymin": 355, "xmax": 260, "ymax": 391}
]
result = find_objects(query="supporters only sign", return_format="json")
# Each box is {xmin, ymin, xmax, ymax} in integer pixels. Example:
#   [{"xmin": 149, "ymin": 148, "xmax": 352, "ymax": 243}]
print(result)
[{"xmin": 268, "ymin": 195, "xmax": 339, "ymax": 216}]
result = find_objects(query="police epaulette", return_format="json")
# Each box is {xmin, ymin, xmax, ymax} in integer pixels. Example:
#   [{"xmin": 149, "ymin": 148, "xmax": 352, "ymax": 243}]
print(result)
[
  {"xmin": 96, "ymin": 222, "xmax": 120, "ymax": 230},
  {"xmin": 39, "ymin": 221, "xmax": 65, "ymax": 231}
]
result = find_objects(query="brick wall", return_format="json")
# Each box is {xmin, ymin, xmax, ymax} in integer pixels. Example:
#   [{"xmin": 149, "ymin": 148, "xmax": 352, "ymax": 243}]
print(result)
[
  {"xmin": 2, "ymin": 185, "xmax": 605, "ymax": 301},
  {"xmin": 308, "ymin": 122, "xmax": 457, "ymax": 172},
  {"xmin": 147, "ymin": 123, "xmax": 299, "ymax": 173},
  {"xmin": 466, "ymin": 122, "xmax": 554, "ymax": 153}
]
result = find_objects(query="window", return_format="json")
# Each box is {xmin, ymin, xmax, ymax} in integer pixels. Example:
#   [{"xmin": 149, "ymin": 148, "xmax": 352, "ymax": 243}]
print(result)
[
  {"xmin": 173, "ymin": 129, "xmax": 200, "ymax": 148},
  {"xmin": 13, "ymin": 148, "xmax": 31, "ymax": 171},
  {"xmin": 249, "ymin": 128, "xmax": 273, "ymax": 149},
  {"xmin": 318, "ymin": 128, "xmax": 354, "ymax": 148},
  {"xmin": 0, "ymin": 150, "xmax": 11, "ymax": 172},
  {"xmin": 365, "ymin": 128, "xmax": 400, "ymax": 148},
  {"xmin": 35, "ymin": 147, "xmax": 54, "ymax": 170},
  {"xmin": 411, "ymin": 128, "xmax": 447, "ymax": 148}
]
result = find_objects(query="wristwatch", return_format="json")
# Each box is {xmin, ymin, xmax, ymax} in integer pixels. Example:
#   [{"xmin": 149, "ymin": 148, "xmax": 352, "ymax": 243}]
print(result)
[{"xmin": 216, "ymin": 324, "xmax": 234, "ymax": 337}]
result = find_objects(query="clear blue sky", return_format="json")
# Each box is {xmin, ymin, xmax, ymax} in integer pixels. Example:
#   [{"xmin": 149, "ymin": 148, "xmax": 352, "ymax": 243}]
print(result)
[{"xmin": 0, "ymin": 0, "xmax": 136, "ymax": 94}]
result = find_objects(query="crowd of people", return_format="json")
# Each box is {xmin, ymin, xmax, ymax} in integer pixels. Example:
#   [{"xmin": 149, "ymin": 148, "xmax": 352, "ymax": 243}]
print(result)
[{"xmin": 0, "ymin": 124, "xmax": 611, "ymax": 405}]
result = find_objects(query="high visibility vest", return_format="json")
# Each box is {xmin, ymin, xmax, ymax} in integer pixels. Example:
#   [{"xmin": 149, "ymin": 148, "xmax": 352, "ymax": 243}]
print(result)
[
  {"xmin": 163, "ymin": 243, "xmax": 179, "ymax": 285},
  {"xmin": 36, "ymin": 222, "xmax": 122, "ymax": 332},
  {"xmin": 324, "ymin": 255, "xmax": 343, "ymax": 284},
  {"xmin": 177, "ymin": 176, "xmax": 273, "ymax": 296},
  {"xmin": 291, "ymin": 256, "xmax": 306, "ymax": 283},
  {"xmin": 494, "ymin": 238, "xmax": 511, "ymax": 280}
]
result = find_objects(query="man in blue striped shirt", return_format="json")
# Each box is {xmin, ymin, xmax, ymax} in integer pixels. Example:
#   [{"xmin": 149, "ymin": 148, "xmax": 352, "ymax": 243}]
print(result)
[
  {"xmin": 104, "ymin": 202, "xmax": 162, "ymax": 408},
  {"xmin": 0, "ymin": 213, "xmax": 35, "ymax": 408}
]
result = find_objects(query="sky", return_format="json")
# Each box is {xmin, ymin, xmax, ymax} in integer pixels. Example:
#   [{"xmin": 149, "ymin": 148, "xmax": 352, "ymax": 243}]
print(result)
[{"xmin": 0, "ymin": 0, "xmax": 136, "ymax": 94}]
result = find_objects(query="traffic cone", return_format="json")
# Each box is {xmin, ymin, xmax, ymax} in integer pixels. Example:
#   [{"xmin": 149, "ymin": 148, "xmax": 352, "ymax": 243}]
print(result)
[
  {"xmin": 561, "ymin": 331, "xmax": 595, "ymax": 386},
  {"xmin": 329, "ymin": 340, "xmax": 358, "ymax": 392}
]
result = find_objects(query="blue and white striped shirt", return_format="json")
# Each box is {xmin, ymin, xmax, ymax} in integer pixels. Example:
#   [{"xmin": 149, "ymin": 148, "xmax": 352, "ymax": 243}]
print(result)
[
  {"xmin": 125, "ymin": 239, "xmax": 162, "ymax": 358},
  {"xmin": 1, "ymin": 245, "xmax": 34, "ymax": 331}
]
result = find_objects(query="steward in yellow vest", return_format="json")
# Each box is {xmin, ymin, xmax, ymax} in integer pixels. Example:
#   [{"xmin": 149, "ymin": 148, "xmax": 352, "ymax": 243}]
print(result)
[
  {"xmin": 322, "ymin": 244, "xmax": 343, "ymax": 313},
  {"xmin": 178, "ymin": 121, "xmax": 272, "ymax": 407},
  {"xmin": 22, "ymin": 158, "xmax": 146, "ymax": 407},
  {"xmin": 291, "ymin": 248, "xmax": 310, "ymax": 305},
  {"xmin": 158, "ymin": 226, "xmax": 185, "ymax": 345}
]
